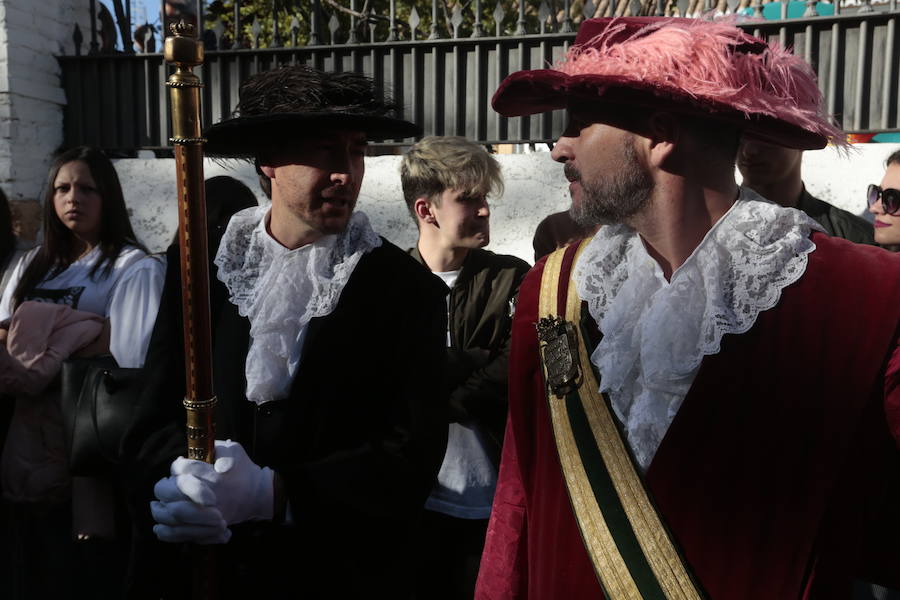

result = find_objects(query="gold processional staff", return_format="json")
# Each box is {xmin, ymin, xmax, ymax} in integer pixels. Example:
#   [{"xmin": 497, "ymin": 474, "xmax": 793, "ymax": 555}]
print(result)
[{"xmin": 164, "ymin": 20, "xmax": 217, "ymax": 597}]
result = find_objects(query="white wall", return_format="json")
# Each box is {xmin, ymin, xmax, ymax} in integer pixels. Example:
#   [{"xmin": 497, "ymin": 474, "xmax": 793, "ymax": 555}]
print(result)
[
  {"xmin": 0, "ymin": 0, "xmax": 91, "ymax": 202},
  {"xmin": 114, "ymin": 142, "xmax": 900, "ymax": 265}
]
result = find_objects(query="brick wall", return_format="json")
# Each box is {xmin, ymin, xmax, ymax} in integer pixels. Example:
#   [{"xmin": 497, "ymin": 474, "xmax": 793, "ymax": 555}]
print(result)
[{"xmin": 0, "ymin": 0, "xmax": 91, "ymax": 243}]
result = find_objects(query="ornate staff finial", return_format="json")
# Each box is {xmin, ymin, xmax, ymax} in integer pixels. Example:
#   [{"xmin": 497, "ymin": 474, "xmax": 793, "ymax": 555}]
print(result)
[{"xmin": 170, "ymin": 19, "xmax": 196, "ymax": 38}]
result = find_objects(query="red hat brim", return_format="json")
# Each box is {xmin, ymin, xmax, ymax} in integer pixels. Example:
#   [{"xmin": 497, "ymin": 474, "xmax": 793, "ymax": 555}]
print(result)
[{"xmin": 492, "ymin": 68, "xmax": 828, "ymax": 150}]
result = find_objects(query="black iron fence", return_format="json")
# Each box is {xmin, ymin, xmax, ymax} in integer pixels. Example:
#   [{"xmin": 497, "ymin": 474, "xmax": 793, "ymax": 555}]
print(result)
[{"xmin": 60, "ymin": 0, "xmax": 900, "ymax": 154}]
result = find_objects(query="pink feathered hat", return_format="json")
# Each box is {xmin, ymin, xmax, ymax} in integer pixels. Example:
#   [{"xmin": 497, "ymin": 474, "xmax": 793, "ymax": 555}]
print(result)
[{"xmin": 492, "ymin": 17, "xmax": 844, "ymax": 150}]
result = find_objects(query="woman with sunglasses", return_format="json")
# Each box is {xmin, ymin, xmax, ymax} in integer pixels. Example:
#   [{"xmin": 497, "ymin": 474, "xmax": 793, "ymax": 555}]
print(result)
[{"xmin": 868, "ymin": 150, "xmax": 900, "ymax": 250}]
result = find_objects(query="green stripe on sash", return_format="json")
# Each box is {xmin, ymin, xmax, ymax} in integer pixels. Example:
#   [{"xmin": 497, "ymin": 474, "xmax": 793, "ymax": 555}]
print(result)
[{"xmin": 565, "ymin": 389, "xmax": 668, "ymax": 600}]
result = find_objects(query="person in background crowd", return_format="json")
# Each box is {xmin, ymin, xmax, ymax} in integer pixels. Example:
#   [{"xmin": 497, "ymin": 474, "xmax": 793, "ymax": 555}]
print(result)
[
  {"xmin": 477, "ymin": 17, "xmax": 900, "ymax": 599},
  {"xmin": 165, "ymin": 175, "xmax": 259, "ymax": 337},
  {"xmin": 0, "ymin": 146, "xmax": 164, "ymax": 600},
  {"xmin": 0, "ymin": 185, "xmax": 21, "ymax": 600},
  {"xmin": 401, "ymin": 136, "xmax": 530, "ymax": 599},
  {"xmin": 738, "ymin": 138, "xmax": 875, "ymax": 244},
  {"xmin": 532, "ymin": 209, "xmax": 599, "ymax": 262},
  {"xmin": 0, "ymin": 188, "xmax": 33, "ymax": 296},
  {"xmin": 169, "ymin": 175, "xmax": 259, "ymax": 253},
  {"xmin": 0, "ymin": 187, "xmax": 30, "ymax": 515},
  {"xmin": 868, "ymin": 149, "xmax": 900, "ymax": 252},
  {"xmin": 125, "ymin": 65, "xmax": 448, "ymax": 599},
  {"xmin": 202, "ymin": 175, "xmax": 259, "ymax": 252}
]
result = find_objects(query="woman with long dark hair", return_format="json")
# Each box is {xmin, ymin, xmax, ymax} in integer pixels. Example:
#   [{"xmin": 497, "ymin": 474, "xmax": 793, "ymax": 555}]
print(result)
[
  {"xmin": 0, "ymin": 146, "xmax": 164, "ymax": 599},
  {"xmin": 1, "ymin": 146, "xmax": 162, "ymax": 364}
]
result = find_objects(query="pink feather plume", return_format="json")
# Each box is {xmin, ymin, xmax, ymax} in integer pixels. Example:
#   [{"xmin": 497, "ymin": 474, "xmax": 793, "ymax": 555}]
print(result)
[{"xmin": 555, "ymin": 18, "xmax": 847, "ymax": 148}]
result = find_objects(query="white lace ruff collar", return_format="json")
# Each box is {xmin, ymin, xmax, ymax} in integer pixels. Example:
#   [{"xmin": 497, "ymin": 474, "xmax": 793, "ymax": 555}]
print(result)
[
  {"xmin": 573, "ymin": 189, "xmax": 823, "ymax": 468},
  {"xmin": 214, "ymin": 206, "xmax": 382, "ymax": 404}
]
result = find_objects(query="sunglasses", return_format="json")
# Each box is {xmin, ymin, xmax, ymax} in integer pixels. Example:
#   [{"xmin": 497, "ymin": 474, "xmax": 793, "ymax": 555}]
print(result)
[{"xmin": 867, "ymin": 184, "xmax": 900, "ymax": 215}]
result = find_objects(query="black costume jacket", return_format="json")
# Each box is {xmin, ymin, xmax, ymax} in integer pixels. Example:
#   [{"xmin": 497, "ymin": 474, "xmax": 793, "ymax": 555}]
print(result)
[{"xmin": 123, "ymin": 237, "xmax": 448, "ymax": 599}]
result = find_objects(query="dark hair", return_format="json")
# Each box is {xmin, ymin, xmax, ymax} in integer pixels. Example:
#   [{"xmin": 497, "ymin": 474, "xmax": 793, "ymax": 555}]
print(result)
[
  {"xmin": 0, "ymin": 188, "xmax": 13, "ymax": 271},
  {"xmin": 205, "ymin": 176, "xmax": 258, "ymax": 230},
  {"xmin": 887, "ymin": 150, "xmax": 900, "ymax": 168},
  {"xmin": 171, "ymin": 175, "xmax": 259, "ymax": 247},
  {"xmin": 254, "ymin": 160, "xmax": 272, "ymax": 199},
  {"xmin": 12, "ymin": 146, "xmax": 145, "ymax": 309}
]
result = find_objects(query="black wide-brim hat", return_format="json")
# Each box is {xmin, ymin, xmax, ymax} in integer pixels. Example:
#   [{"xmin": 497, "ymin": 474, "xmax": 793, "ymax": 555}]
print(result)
[
  {"xmin": 204, "ymin": 112, "xmax": 421, "ymax": 158},
  {"xmin": 202, "ymin": 66, "xmax": 422, "ymax": 158},
  {"xmin": 492, "ymin": 17, "xmax": 846, "ymax": 150}
]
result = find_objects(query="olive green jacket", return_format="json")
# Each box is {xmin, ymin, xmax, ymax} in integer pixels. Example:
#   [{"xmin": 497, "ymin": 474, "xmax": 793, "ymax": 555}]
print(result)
[
  {"xmin": 410, "ymin": 247, "xmax": 531, "ymax": 460},
  {"xmin": 798, "ymin": 187, "xmax": 875, "ymax": 245}
]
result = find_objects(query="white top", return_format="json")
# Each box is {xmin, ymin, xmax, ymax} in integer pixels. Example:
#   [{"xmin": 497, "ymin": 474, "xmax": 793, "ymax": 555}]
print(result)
[
  {"xmin": 433, "ymin": 270, "xmax": 461, "ymax": 288},
  {"xmin": 214, "ymin": 206, "xmax": 382, "ymax": 404},
  {"xmin": 433, "ymin": 269, "xmax": 460, "ymax": 345},
  {"xmin": 108, "ymin": 254, "xmax": 166, "ymax": 367},
  {"xmin": 425, "ymin": 269, "xmax": 499, "ymax": 520},
  {"xmin": 573, "ymin": 189, "xmax": 823, "ymax": 471},
  {"xmin": 0, "ymin": 245, "xmax": 165, "ymax": 368}
]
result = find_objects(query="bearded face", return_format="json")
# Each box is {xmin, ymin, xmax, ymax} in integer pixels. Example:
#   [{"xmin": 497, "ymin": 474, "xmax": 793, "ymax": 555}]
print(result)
[{"xmin": 565, "ymin": 133, "xmax": 654, "ymax": 228}]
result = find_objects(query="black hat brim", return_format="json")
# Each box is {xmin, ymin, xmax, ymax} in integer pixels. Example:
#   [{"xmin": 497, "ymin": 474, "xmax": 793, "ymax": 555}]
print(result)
[{"xmin": 203, "ymin": 112, "xmax": 422, "ymax": 157}]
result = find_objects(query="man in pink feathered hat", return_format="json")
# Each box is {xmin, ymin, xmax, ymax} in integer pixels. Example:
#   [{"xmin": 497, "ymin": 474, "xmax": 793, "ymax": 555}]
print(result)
[{"xmin": 477, "ymin": 17, "xmax": 900, "ymax": 600}]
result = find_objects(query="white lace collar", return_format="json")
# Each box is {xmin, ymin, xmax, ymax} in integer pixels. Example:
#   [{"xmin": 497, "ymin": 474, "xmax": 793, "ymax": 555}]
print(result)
[
  {"xmin": 573, "ymin": 188, "xmax": 823, "ymax": 468},
  {"xmin": 214, "ymin": 206, "xmax": 382, "ymax": 404}
]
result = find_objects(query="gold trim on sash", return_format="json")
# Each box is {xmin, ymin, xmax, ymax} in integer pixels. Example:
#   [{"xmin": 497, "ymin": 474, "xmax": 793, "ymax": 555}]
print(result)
[
  {"xmin": 539, "ymin": 239, "xmax": 704, "ymax": 600},
  {"xmin": 540, "ymin": 243, "xmax": 642, "ymax": 600}
]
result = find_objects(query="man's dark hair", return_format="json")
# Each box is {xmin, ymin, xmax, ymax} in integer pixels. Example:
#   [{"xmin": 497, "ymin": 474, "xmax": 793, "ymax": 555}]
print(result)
[
  {"xmin": 678, "ymin": 115, "xmax": 741, "ymax": 164},
  {"xmin": 12, "ymin": 146, "xmax": 146, "ymax": 310},
  {"xmin": 255, "ymin": 164, "xmax": 272, "ymax": 199}
]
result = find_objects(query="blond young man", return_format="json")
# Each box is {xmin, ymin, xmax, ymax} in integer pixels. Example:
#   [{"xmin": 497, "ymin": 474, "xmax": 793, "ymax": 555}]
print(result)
[{"xmin": 401, "ymin": 136, "xmax": 530, "ymax": 600}]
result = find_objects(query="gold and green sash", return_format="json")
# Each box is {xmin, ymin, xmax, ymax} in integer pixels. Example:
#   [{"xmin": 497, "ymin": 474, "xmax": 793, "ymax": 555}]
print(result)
[{"xmin": 536, "ymin": 240, "xmax": 707, "ymax": 600}]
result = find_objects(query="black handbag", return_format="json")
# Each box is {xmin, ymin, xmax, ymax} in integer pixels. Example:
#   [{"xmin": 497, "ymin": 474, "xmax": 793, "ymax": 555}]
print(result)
[{"xmin": 59, "ymin": 356, "xmax": 144, "ymax": 477}]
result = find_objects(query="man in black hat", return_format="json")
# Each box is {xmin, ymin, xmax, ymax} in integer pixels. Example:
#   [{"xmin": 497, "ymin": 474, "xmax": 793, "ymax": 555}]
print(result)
[{"xmin": 127, "ymin": 66, "xmax": 448, "ymax": 598}]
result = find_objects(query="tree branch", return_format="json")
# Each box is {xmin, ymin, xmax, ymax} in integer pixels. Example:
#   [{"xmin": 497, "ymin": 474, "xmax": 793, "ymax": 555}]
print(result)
[{"xmin": 323, "ymin": 0, "xmax": 369, "ymax": 19}]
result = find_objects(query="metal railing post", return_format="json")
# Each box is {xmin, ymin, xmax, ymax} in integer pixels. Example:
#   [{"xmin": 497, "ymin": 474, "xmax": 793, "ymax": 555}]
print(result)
[
  {"xmin": 273, "ymin": 0, "xmax": 283, "ymax": 46},
  {"xmin": 89, "ymin": 0, "xmax": 99, "ymax": 54},
  {"xmin": 232, "ymin": 0, "xmax": 242, "ymax": 48}
]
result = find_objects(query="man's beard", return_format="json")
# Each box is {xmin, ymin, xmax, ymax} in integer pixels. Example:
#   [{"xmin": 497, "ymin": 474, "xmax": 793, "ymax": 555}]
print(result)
[{"xmin": 568, "ymin": 136, "xmax": 654, "ymax": 228}]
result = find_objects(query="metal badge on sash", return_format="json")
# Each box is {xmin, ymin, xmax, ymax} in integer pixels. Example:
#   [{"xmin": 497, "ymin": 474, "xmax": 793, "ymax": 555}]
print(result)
[{"xmin": 536, "ymin": 316, "xmax": 581, "ymax": 397}]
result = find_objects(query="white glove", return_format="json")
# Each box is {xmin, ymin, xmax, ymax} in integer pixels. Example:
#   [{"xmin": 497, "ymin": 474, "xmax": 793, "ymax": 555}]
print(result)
[
  {"xmin": 151, "ymin": 493, "xmax": 231, "ymax": 544},
  {"xmin": 150, "ymin": 439, "xmax": 275, "ymax": 544}
]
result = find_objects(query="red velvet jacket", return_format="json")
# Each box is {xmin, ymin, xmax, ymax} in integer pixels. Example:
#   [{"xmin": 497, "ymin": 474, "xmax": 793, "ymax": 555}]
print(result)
[{"xmin": 476, "ymin": 232, "xmax": 900, "ymax": 600}]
